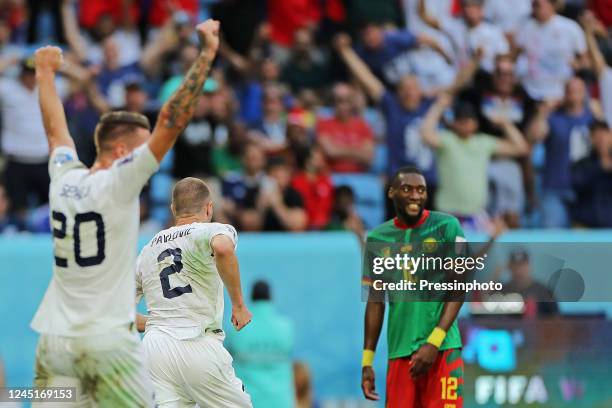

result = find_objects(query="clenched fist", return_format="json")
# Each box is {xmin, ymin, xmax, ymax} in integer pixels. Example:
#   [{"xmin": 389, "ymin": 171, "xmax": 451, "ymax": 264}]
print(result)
[
  {"xmin": 34, "ymin": 46, "xmax": 63, "ymax": 74},
  {"xmin": 196, "ymin": 19, "xmax": 220, "ymax": 57}
]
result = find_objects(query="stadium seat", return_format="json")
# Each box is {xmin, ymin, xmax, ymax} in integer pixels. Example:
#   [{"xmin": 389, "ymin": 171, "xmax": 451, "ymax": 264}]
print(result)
[
  {"xmin": 369, "ymin": 143, "xmax": 388, "ymax": 175},
  {"xmin": 331, "ymin": 173, "xmax": 385, "ymax": 229}
]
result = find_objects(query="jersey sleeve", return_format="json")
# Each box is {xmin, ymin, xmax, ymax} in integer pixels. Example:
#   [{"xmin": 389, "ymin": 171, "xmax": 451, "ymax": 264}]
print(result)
[
  {"xmin": 444, "ymin": 216, "xmax": 467, "ymax": 257},
  {"xmin": 48, "ymin": 146, "xmax": 85, "ymax": 182},
  {"xmin": 206, "ymin": 223, "xmax": 238, "ymax": 251},
  {"xmin": 109, "ymin": 143, "xmax": 160, "ymax": 204}
]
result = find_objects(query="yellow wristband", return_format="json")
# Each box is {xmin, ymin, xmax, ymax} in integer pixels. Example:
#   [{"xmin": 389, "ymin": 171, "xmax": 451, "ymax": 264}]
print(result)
[
  {"xmin": 362, "ymin": 349, "xmax": 375, "ymax": 367},
  {"xmin": 426, "ymin": 327, "xmax": 447, "ymax": 348}
]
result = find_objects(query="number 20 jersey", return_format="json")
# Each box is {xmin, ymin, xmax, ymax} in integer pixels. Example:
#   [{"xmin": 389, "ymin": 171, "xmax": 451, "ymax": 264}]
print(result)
[
  {"xmin": 136, "ymin": 222, "xmax": 238, "ymax": 340},
  {"xmin": 31, "ymin": 144, "xmax": 159, "ymax": 336}
]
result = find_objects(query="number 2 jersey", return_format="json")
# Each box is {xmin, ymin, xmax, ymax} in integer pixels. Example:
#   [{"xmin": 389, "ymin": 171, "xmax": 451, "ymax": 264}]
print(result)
[
  {"xmin": 31, "ymin": 144, "xmax": 159, "ymax": 336},
  {"xmin": 136, "ymin": 222, "xmax": 238, "ymax": 340}
]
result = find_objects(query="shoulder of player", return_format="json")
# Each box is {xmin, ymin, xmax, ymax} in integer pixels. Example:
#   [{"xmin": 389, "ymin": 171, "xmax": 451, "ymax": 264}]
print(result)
[{"xmin": 427, "ymin": 211, "xmax": 461, "ymax": 228}]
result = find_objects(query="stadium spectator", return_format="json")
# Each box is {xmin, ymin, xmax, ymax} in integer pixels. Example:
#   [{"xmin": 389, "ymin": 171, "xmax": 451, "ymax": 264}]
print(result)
[
  {"xmin": 584, "ymin": 11, "xmax": 612, "ymax": 127},
  {"xmin": 459, "ymin": 54, "xmax": 537, "ymax": 218},
  {"xmin": 266, "ymin": 0, "xmax": 322, "ymax": 54},
  {"xmin": 213, "ymin": 121, "xmax": 248, "ymax": 177},
  {"xmin": 172, "ymin": 91, "xmax": 218, "ymax": 180},
  {"xmin": 483, "ymin": 0, "xmax": 532, "ymax": 41},
  {"xmin": 0, "ymin": 183, "xmax": 24, "ymax": 233},
  {"xmin": 280, "ymin": 28, "xmax": 329, "ymax": 93},
  {"xmin": 157, "ymin": 43, "xmax": 200, "ymax": 102},
  {"xmin": 249, "ymin": 83, "xmax": 288, "ymax": 153},
  {"xmin": 571, "ymin": 121, "xmax": 612, "ymax": 227},
  {"xmin": 226, "ymin": 280, "xmax": 295, "ymax": 408},
  {"xmin": 401, "ymin": 0, "xmax": 458, "ymax": 94},
  {"xmin": 418, "ymin": 0, "xmax": 510, "ymax": 73},
  {"xmin": 515, "ymin": 0, "xmax": 588, "ymax": 101},
  {"xmin": 291, "ymin": 146, "xmax": 334, "ymax": 229},
  {"xmin": 354, "ymin": 21, "xmax": 452, "ymax": 88},
  {"xmin": 326, "ymin": 185, "xmax": 365, "ymax": 240},
  {"xmin": 61, "ymin": 0, "xmax": 141, "ymax": 67},
  {"xmin": 258, "ymin": 157, "xmax": 307, "ymax": 231},
  {"xmin": 421, "ymin": 95, "xmax": 528, "ymax": 230},
  {"xmin": 501, "ymin": 249, "xmax": 559, "ymax": 317},
  {"xmin": 0, "ymin": 18, "xmax": 24, "ymax": 77},
  {"xmin": 0, "ymin": 57, "xmax": 50, "ymax": 219},
  {"xmin": 527, "ymin": 77, "xmax": 601, "ymax": 228},
  {"xmin": 221, "ymin": 143, "xmax": 268, "ymax": 230},
  {"xmin": 316, "ymin": 82, "xmax": 374, "ymax": 172}
]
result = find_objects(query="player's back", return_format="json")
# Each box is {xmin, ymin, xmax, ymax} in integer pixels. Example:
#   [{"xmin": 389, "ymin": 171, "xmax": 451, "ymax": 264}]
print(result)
[
  {"xmin": 137, "ymin": 222, "xmax": 238, "ymax": 340},
  {"xmin": 31, "ymin": 144, "xmax": 159, "ymax": 336}
]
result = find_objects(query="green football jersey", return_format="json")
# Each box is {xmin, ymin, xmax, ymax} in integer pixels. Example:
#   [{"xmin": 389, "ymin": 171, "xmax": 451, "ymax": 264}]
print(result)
[{"xmin": 365, "ymin": 210, "xmax": 465, "ymax": 359}]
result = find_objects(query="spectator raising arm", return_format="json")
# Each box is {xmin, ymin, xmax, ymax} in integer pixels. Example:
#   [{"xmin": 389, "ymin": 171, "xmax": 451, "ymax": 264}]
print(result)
[
  {"xmin": 526, "ymin": 101, "xmax": 555, "ymax": 143},
  {"xmin": 421, "ymin": 93, "xmax": 453, "ymax": 149},
  {"xmin": 489, "ymin": 116, "xmax": 529, "ymax": 157},
  {"xmin": 35, "ymin": 47, "xmax": 75, "ymax": 152},
  {"xmin": 148, "ymin": 19, "xmax": 220, "ymax": 163},
  {"xmin": 61, "ymin": 0, "xmax": 88, "ymax": 62},
  {"xmin": 583, "ymin": 13, "xmax": 607, "ymax": 78},
  {"xmin": 418, "ymin": 0, "xmax": 443, "ymax": 31},
  {"xmin": 334, "ymin": 33, "xmax": 384, "ymax": 103}
]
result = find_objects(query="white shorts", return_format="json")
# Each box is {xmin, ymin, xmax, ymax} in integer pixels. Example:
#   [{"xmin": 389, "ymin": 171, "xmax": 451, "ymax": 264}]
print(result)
[
  {"xmin": 143, "ymin": 328, "xmax": 252, "ymax": 408},
  {"xmin": 33, "ymin": 326, "xmax": 154, "ymax": 408}
]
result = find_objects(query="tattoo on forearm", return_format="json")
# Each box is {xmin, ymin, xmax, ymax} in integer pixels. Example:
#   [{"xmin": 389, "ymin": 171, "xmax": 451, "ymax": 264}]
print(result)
[{"xmin": 164, "ymin": 53, "xmax": 212, "ymax": 129}]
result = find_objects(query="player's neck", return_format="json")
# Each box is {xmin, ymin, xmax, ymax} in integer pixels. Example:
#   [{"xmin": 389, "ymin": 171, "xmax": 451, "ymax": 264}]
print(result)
[
  {"xmin": 90, "ymin": 156, "xmax": 114, "ymax": 172},
  {"xmin": 175, "ymin": 216, "xmax": 204, "ymax": 226}
]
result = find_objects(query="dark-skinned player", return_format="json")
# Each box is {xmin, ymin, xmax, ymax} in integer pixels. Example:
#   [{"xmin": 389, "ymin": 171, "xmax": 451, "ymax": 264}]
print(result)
[{"xmin": 361, "ymin": 166, "xmax": 465, "ymax": 408}]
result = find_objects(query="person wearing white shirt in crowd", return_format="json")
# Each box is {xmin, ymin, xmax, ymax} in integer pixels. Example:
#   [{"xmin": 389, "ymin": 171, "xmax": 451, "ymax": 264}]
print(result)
[
  {"xmin": 483, "ymin": 0, "xmax": 532, "ymax": 40},
  {"xmin": 584, "ymin": 11, "xmax": 612, "ymax": 127},
  {"xmin": 0, "ymin": 58, "xmax": 50, "ymax": 219},
  {"xmin": 418, "ymin": 0, "xmax": 509, "ymax": 73},
  {"xmin": 401, "ymin": 0, "xmax": 458, "ymax": 95},
  {"xmin": 515, "ymin": 0, "xmax": 588, "ymax": 101}
]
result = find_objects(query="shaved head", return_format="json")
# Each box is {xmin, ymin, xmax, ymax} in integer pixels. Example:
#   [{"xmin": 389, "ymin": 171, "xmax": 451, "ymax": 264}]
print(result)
[{"xmin": 172, "ymin": 177, "xmax": 211, "ymax": 217}]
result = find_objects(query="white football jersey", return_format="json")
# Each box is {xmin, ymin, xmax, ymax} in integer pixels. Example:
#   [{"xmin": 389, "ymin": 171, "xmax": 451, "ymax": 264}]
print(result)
[
  {"xmin": 31, "ymin": 144, "xmax": 159, "ymax": 336},
  {"xmin": 136, "ymin": 222, "xmax": 238, "ymax": 340}
]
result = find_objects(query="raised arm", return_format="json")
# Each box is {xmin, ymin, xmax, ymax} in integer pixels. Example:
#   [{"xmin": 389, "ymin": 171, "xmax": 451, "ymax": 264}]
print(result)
[
  {"xmin": 34, "ymin": 46, "xmax": 75, "ymax": 152},
  {"xmin": 583, "ymin": 14, "xmax": 607, "ymax": 78},
  {"xmin": 418, "ymin": 0, "xmax": 442, "ymax": 30},
  {"xmin": 421, "ymin": 93, "xmax": 452, "ymax": 149},
  {"xmin": 148, "ymin": 19, "xmax": 220, "ymax": 163},
  {"xmin": 334, "ymin": 33, "xmax": 385, "ymax": 102},
  {"xmin": 526, "ymin": 101, "xmax": 554, "ymax": 143},
  {"xmin": 60, "ymin": 0, "xmax": 88, "ymax": 62},
  {"xmin": 491, "ymin": 117, "xmax": 529, "ymax": 157},
  {"xmin": 212, "ymin": 234, "xmax": 252, "ymax": 331}
]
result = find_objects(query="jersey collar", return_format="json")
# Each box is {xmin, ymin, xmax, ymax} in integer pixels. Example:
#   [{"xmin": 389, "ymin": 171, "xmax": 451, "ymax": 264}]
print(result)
[{"xmin": 394, "ymin": 210, "xmax": 430, "ymax": 230}]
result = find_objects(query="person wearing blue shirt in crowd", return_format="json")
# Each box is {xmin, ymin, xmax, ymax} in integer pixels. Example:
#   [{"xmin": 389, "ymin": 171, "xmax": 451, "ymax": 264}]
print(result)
[
  {"xmin": 527, "ymin": 77, "xmax": 601, "ymax": 228},
  {"xmin": 571, "ymin": 120, "xmax": 612, "ymax": 227},
  {"xmin": 335, "ymin": 33, "xmax": 477, "ymax": 186},
  {"xmin": 226, "ymin": 280, "xmax": 295, "ymax": 408}
]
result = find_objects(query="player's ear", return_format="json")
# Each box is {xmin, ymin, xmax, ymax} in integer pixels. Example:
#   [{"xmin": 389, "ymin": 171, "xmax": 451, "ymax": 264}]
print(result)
[
  {"xmin": 170, "ymin": 202, "xmax": 176, "ymax": 217},
  {"xmin": 387, "ymin": 186, "xmax": 395, "ymax": 199}
]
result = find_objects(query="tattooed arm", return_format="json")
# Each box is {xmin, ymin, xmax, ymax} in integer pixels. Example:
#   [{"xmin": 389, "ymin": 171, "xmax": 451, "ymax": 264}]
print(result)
[{"xmin": 148, "ymin": 19, "xmax": 220, "ymax": 162}]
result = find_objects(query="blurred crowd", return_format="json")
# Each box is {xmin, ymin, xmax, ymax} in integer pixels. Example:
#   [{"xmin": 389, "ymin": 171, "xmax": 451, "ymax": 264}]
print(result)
[{"xmin": 0, "ymin": 0, "xmax": 611, "ymax": 235}]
